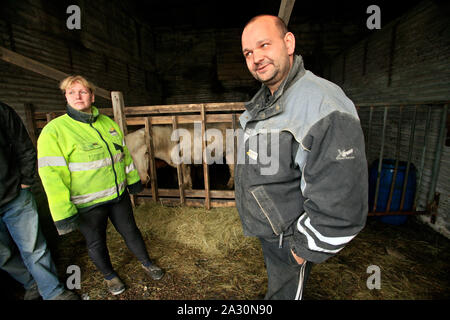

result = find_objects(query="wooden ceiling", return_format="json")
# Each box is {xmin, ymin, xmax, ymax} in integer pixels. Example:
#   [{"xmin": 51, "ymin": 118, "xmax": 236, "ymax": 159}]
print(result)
[{"xmin": 126, "ymin": 0, "xmax": 423, "ymax": 30}]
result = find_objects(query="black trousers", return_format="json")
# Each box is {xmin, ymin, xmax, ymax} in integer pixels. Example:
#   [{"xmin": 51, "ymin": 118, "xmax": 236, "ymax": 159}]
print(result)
[
  {"xmin": 78, "ymin": 192, "xmax": 151, "ymax": 278},
  {"xmin": 260, "ymin": 237, "xmax": 313, "ymax": 300}
]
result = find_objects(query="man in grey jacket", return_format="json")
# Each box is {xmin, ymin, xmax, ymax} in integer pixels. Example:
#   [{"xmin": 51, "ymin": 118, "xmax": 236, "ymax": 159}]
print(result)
[{"xmin": 235, "ymin": 15, "xmax": 368, "ymax": 300}]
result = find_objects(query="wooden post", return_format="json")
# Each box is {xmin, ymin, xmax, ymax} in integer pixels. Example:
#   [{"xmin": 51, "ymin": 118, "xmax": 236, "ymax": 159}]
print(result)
[
  {"xmin": 111, "ymin": 91, "xmax": 135, "ymax": 205},
  {"xmin": 278, "ymin": 0, "xmax": 296, "ymax": 25},
  {"xmin": 24, "ymin": 103, "xmax": 37, "ymax": 148},
  {"xmin": 111, "ymin": 91, "xmax": 128, "ymax": 135},
  {"xmin": 232, "ymin": 113, "xmax": 238, "ymax": 170},
  {"xmin": 172, "ymin": 116, "xmax": 185, "ymax": 204},
  {"xmin": 46, "ymin": 112, "xmax": 56, "ymax": 123},
  {"xmin": 201, "ymin": 105, "xmax": 211, "ymax": 210},
  {"xmin": 145, "ymin": 117, "xmax": 159, "ymax": 202}
]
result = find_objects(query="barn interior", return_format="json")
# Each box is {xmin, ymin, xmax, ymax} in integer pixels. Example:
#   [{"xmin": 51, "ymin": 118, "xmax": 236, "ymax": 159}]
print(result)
[{"xmin": 0, "ymin": 0, "xmax": 449, "ymax": 301}]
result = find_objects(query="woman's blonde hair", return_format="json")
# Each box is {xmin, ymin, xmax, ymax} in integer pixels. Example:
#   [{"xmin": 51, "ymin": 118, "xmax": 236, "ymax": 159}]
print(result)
[{"xmin": 59, "ymin": 75, "xmax": 96, "ymax": 94}]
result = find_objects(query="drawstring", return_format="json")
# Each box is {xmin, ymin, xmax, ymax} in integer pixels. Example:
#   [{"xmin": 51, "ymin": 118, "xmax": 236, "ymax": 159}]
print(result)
[
  {"xmin": 295, "ymin": 262, "xmax": 307, "ymax": 300},
  {"xmin": 278, "ymin": 232, "xmax": 284, "ymax": 248}
]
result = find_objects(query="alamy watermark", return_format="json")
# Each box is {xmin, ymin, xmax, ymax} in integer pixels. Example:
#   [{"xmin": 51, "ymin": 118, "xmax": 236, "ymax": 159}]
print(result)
[
  {"xmin": 366, "ymin": 265, "xmax": 381, "ymax": 290},
  {"xmin": 66, "ymin": 5, "xmax": 81, "ymax": 30},
  {"xmin": 66, "ymin": 264, "xmax": 81, "ymax": 290},
  {"xmin": 65, "ymin": 5, "xmax": 380, "ymax": 31},
  {"xmin": 169, "ymin": 123, "xmax": 280, "ymax": 175},
  {"xmin": 366, "ymin": 5, "xmax": 381, "ymax": 30}
]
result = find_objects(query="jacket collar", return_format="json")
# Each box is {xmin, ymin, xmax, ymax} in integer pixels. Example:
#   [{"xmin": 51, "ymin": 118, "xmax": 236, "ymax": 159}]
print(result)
[
  {"xmin": 244, "ymin": 54, "xmax": 306, "ymax": 121},
  {"xmin": 67, "ymin": 104, "xmax": 99, "ymax": 124}
]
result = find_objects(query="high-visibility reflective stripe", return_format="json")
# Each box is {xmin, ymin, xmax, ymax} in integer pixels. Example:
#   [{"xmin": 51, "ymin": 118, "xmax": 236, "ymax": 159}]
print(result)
[
  {"xmin": 70, "ymin": 181, "xmax": 126, "ymax": 205},
  {"xmin": 296, "ymin": 214, "xmax": 343, "ymax": 254},
  {"xmin": 68, "ymin": 153, "xmax": 124, "ymax": 172},
  {"xmin": 38, "ymin": 156, "xmax": 67, "ymax": 168},
  {"xmin": 303, "ymin": 215, "xmax": 356, "ymax": 246},
  {"xmin": 125, "ymin": 163, "xmax": 136, "ymax": 174}
]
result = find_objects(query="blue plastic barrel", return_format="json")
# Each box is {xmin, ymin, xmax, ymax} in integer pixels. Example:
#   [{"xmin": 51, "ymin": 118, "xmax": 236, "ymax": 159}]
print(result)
[{"xmin": 368, "ymin": 159, "xmax": 417, "ymax": 225}]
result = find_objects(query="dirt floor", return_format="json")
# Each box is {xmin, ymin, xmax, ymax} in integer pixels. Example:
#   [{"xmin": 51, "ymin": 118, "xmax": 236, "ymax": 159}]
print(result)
[{"xmin": 2, "ymin": 186, "xmax": 450, "ymax": 300}]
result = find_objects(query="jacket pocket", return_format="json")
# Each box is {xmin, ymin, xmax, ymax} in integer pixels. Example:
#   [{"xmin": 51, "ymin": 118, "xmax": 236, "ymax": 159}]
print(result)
[
  {"xmin": 77, "ymin": 142, "xmax": 105, "ymax": 161},
  {"xmin": 249, "ymin": 185, "xmax": 283, "ymax": 236},
  {"xmin": 79, "ymin": 142, "xmax": 102, "ymax": 152}
]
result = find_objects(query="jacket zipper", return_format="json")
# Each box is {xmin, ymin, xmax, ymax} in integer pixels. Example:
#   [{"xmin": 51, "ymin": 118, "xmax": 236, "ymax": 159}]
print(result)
[
  {"xmin": 249, "ymin": 189, "xmax": 284, "ymax": 248},
  {"xmin": 250, "ymin": 189, "xmax": 280, "ymax": 236},
  {"xmin": 90, "ymin": 123, "xmax": 120, "ymax": 197}
]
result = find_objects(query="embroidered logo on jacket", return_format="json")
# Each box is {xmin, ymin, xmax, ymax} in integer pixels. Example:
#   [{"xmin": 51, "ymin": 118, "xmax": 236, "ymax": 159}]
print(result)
[
  {"xmin": 109, "ymin": 127, "xmax": 118, "ymax": 136},
  {"xmin": 336, "ymin": 148, "xmax": 355, "ymax": 160}
]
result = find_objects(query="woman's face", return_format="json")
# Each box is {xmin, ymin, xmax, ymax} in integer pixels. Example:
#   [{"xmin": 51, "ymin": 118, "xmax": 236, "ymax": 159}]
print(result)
[{"xmin": 65, "ymin": 82, "xmax": 95, "ymax": 112}]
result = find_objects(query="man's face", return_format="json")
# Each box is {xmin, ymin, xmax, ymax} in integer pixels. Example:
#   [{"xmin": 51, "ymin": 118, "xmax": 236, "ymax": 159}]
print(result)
[
  {"xmin": 242, "ymin": 17, "xmax": 295, "ymax": 94},
  {"xmin": 65, "ymin": 82, "xmax": 94, "ymax": 112}
]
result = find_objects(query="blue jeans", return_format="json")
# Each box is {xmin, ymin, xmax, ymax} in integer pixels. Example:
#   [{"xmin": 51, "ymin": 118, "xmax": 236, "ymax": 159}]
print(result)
[
  {"xmin": 0, "ymin": 188, "xmax": 64, "ymax": 300},
  {"xmin": 260, "ymin": 237, "xmax": 312, "ymax": 300}
]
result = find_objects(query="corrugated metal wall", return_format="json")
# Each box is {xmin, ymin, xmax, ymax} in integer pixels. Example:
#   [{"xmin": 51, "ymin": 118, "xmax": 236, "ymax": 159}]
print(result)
[{"xmin": 326, "ymin": 0, "xmax": 450, "ymax": 237}]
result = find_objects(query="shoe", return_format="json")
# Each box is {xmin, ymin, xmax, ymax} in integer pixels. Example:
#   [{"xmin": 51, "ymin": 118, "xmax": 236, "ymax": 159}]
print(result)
[
  {"xmin": 50, "ymin": 289, "xmax": 80, "ymax": 300},
  {"xmin": 142, "ymin": 262, "xmax": 164, "ymax": 281},
  {"xmin": 105, "ymin": 276, "xmax": 126, "ymax": 295},
  {"xmin": 24, "ymin": 283, "xmax": 41, "ymax": 300}
]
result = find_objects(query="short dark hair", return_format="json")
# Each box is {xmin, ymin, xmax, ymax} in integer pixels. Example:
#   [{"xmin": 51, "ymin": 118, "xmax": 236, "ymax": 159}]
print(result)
[{"xmin": 244, "ymin": 15, "xmax": 289, "ymax": 38}]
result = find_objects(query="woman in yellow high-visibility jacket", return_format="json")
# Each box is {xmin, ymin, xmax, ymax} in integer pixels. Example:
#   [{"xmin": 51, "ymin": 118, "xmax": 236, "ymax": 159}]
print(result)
[{"xmin": 38, "ymin": 75, "xmax": 164, "ymax": 296}]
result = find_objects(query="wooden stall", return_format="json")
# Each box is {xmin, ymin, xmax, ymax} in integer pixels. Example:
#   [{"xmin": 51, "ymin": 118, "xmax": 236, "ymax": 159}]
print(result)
[
  {"xmin": 113, "ymin": 91, "xmax": 244, "ymax": 209},
  {"xmin": 28, "ymin": 90, "xmax": 448, "ymax": 219}
]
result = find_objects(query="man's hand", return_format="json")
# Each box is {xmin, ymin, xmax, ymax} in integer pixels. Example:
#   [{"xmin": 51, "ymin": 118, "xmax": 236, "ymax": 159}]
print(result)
[
  {"xmin": 21, "ymin": 184, "xmax": 31, "ymax": 189},
  {"xmin": 291, "ymin": 249, "xmax": 305, "ymax": 265}
]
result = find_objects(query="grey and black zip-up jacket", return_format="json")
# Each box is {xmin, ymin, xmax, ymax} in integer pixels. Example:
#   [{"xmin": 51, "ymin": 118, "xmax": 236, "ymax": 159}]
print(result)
[{"xmin": 235, "ymin": 55, "xmax": 368, "ymax": 264}]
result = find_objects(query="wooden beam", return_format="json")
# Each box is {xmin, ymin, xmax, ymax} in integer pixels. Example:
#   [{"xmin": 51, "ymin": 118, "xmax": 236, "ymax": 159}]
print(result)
[
  {"xmin": 35, "ymin": 113, "xmax": 245, "ymax": 129},
  {"xmin": 0, "ymin": 46, "xmax": 111, "ymax": 100},
  {"xmin": 46, "ymin": 112, "xmax": 56, "ymax": 123},
  {"xmin": 201, "ymin": 104, "xmax": 211, "ymax": 210},
  {"xmin": 278, "ymin": 0, "xmax": 296, "ymax": 25},
  {"xmin": 33, "ymin": 103, "xmax": 245, "ymax": 119},
  {"xmin": 145, "ymin": 117, "xmax": 159, "ymax": 202},
  {"xmin": 140, "ymin": 188, "xmax": 235, "ymax": 199},
  {"xmin": 123, "ymin": 102, "xmax": 245, "ymax": 115},
  {"xmin": 24, "ymin": 103, "xmax": 37, "ymax": 148},
  {"xmin": 172, "ymin": 116, "xmax": 185, "ymax": 205},
  {"xmin": 111, "ymin": 91, "xmax": 128, "ymax": 135},
  {"xmin": 158, "ymin": 198, "xmax": 236, "ymax": 208}
]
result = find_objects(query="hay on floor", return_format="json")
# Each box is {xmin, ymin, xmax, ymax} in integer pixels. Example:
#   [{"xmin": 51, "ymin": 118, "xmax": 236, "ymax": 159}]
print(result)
[{"xmin": 32, "ymin": 195, "xmax": 450, "ymax": 300}]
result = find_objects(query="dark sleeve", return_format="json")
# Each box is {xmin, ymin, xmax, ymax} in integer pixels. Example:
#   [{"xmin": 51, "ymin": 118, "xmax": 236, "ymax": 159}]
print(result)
[
  {"xmin": 2, "ymin": 103, "xmax": 36, "ymax": 185},
  {"xmin": 291, "ymin": 111, "xmax": 368, "ymax": 263},
  {"xmin": 127, "ymin": 181, "xmax": 144, "ymax": 194}
]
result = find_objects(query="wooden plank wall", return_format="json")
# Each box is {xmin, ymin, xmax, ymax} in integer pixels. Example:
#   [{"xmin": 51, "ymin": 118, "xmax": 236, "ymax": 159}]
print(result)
[
  {"xmin": 326, "ymin": 1, "xmax": 450, "ymax": 104},
  {"xmin": 327, "ymin": 0, "xmax": 450, "ymax": 237},
  {"xmin": 0, "ymin": 0, "xmax": 369, "ymax": 125},
  {"xmin": 0, "ymin": 0, "xmax": 153, "ymax": 120}
]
